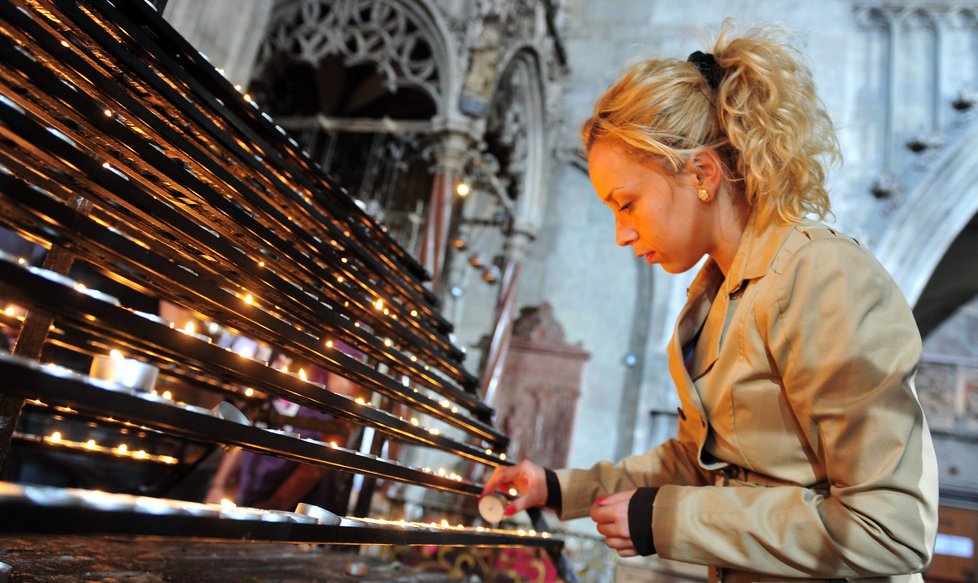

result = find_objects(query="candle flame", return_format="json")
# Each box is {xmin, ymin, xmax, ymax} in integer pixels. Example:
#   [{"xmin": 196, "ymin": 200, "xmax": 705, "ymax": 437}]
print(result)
[
  {"xmin": 244, "ymin": 388, "xmax": 254, "ymax": 397},
  {"xmin": 499, "ymin": 453, "xmax": 506, "ymax": 461},
  {"xmin": 374, "ymin": 299, "xmax": 384, "ymax": 310},
  {"xmin": 109, "ymin": 349, "xmax": 124, "ymax": 360},
  {"xmin": 298, "ymin": 368, "xmax": 307, "ymax": 381},
  {"xmin": 50, "ymin": 431, "xmax": 61, "ymax": 442},
  {"xmin": 184, "ymin": 321, "xmax": 195, "ymax": 335},
  {"xmin": 325, "ymin": 340, "xmax": 333, "ymax": 348},
  {"xmin": 244, "ymin": 293, "xmax": 254, "ymax": 305},
  {"xmin": 162, "ymin": 390, "xmax": 172, "ymax": 400},
  {"xmin": 508, "ymin": 488, "xmax": 519, "ymax": 497},
  {"xmin": 410, "ymin": 417, "xmax": 419, "ymax": 426},
  {"xmin": 4, "ymin": 307, "xmax": 14, "ymax": 316},
  {"xmin": 117, "ymin": 443, "xmax": 128, "ymax": 454},
  {"xmin": 221, "ymin": 498, "xmax": 236, "ymax": 508},
  {"xmin": 85, "ymin": 439, "xmax": 97, "ymax": 449}
]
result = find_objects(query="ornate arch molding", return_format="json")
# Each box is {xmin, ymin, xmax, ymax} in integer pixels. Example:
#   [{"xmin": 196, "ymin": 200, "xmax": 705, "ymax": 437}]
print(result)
[
  {"xmin": 256, "ymin": 0, "xmax": 460, "ymax": 115},
  {"xmin": 484, "ymin": 46, "xmax": 548, "ymax": 236},
  {"xmin": 875, "ymin": 120, "xmax": 978, "ymax": 306}
]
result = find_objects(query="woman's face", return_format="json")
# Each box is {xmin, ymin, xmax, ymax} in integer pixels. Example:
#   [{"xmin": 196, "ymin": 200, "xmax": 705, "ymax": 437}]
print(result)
[{"xmin": 588, "ymin": 139, "xmax": 711, "ymax": 274}]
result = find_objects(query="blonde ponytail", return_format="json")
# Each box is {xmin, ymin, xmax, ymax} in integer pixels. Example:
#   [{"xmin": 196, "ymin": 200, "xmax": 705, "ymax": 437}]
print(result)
[{"xmin": 582, "ymin": 21, "xmax": 840, "ymax": 226}]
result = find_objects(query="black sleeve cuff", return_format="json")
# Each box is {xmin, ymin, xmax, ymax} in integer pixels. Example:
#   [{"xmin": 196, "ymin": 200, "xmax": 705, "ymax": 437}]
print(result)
[
  {"xmin": 627, "ymin": 487, "xmax": 658, "ymax": 556},
  {"xmin": 544, "ymin": 468, "xmax": 562, "ymax": 511}
]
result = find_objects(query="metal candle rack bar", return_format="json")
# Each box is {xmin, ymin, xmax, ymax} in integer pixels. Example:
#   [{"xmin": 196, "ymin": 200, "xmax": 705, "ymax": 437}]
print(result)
[{"xmin": 0, "ymin": 0, "xmax": 575, "ymax": 576}]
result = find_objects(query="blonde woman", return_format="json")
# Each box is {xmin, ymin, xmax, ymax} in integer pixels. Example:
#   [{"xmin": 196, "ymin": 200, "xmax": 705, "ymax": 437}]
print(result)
[{"xmin": 484, "ymin": 24, "xmax": 938, "ymax": 582}]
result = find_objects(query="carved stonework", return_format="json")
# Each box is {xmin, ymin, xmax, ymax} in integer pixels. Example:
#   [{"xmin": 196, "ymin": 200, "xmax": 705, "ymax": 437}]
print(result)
[
  {"xmin": 493, "ymin": 303, "xmax": 587, "ymax": 468},
  {"xmin": 257, "ymin": 0, "xmax": 447, "ymax": 107},
  {"xmin": 511, "ymin": 302, "xmax": 566, "ymax": 344}
]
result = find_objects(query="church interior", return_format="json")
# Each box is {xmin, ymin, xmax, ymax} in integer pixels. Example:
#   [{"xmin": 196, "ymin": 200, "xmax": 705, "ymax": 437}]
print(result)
[{"xmin": 0, "ymin": 0, "xmax": 976, "ymax": 581}]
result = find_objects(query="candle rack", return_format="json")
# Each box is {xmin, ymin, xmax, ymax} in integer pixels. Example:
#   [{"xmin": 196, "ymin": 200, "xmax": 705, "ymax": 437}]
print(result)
[{"xmin": 0, "ymin": 0, "xmax": 574, "ymax": 579}]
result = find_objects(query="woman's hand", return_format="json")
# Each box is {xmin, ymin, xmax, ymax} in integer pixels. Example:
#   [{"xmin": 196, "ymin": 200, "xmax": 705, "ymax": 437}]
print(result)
[
  {"xmin": 481, "ymin": 460, "xmax": 548, "ymax": 516},
  {"xmin": 591, "ymin": 489, "xmax": 638, "ymax": 557}
]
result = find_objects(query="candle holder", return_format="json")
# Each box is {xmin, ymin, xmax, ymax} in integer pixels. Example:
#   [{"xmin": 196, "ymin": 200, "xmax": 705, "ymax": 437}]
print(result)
[{"xmin": 89, "ymin": 353, "xmax": 159, "ymax": 394}]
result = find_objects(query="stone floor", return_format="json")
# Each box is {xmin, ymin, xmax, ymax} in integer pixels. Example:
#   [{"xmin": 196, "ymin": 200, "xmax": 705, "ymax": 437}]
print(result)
[{"xmin": 0, "ymin": 535, "xmax": 458, "ymax": 582}]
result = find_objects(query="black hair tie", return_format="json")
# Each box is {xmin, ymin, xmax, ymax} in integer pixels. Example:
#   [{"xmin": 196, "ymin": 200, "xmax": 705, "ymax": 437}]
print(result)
[{"xmin": 687, "ymin": 50, "xmax": 724, "ymax": 90}]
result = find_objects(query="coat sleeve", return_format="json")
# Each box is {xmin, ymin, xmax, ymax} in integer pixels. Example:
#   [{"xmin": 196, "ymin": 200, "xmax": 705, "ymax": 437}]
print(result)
[
  {"xmin": 554, "ymin": 435, "xmax": 714, "ymax": 520},
  {"xmin": 652, "ymin": 236, "xmax": 939, "ymax": 578}
]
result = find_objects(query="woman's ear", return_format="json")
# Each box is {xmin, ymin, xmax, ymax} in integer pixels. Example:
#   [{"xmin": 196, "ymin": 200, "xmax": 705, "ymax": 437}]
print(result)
[{"xmin": 688, "ymin": 150, "xmax": 723, "ymax": 190}]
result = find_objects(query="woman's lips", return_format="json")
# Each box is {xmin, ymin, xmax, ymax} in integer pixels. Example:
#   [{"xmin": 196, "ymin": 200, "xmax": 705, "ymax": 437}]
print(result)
[{"xmin": 643, "ymin": 252, "xmax": 655, "ymax": 265}]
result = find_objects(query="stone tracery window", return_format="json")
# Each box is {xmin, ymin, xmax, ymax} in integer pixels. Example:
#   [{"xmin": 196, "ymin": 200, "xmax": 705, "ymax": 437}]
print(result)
[
  {"xmin": 250, "ymin": 0, "xmax": 449, "ymax": 253},
  {"xmin": 256, "ymin": 0, "xmax": 446, "ymax": 109}
]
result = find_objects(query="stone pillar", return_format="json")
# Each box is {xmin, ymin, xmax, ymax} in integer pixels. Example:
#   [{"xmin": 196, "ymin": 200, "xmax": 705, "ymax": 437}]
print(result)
[
  {"xmin": 480, "ymin": 231, "xmax": 532, "ymax": 405},
  {"xmin": 163, "ymin": 0, "xmax": 275, "ymax": 88},
  {"xmin": 492, "ymin": 303, "xmax": 588, "ymax": 469},
  {"xmin": 418, "ymin": 130, "xmax": 471, "ymax": 291}
]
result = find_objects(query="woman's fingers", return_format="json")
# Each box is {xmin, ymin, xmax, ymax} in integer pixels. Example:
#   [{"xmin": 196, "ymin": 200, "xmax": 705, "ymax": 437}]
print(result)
[
  {"xmin": 481, "ymin": 465, "xmax": 520, "ymax": 496},
  {"xmin": 480, "ymin": 460, "xmax": 548, "ymax": 514},
  {"xmin": 590, "ymin": 489, "xmax": 637, "ymax": 554}
]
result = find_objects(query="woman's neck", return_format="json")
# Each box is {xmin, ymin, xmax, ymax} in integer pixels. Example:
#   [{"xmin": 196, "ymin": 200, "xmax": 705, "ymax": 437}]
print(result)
[{"xmin": 708, "ymin": 187, "xmax": 751, "ymax": 277}]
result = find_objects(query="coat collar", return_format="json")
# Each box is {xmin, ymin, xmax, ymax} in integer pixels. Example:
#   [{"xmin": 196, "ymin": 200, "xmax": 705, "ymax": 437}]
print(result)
[
  {"xmin": 721, "ymin": 209, "xmax": 799, "ymax": 294},
  {"xmin": 675, "ymin": 209, "xmax": 800, "ymax": 376}
]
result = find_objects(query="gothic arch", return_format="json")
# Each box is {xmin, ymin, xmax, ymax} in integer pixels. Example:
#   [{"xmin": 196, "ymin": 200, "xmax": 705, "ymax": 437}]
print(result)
[
  {"xmin": 256, "ymin": 0, "xmax": 461, "ymax": 115},
  {"xmin": 875, "ymin": 121, "xmax": 978, "ymax": 311},
  {"xmin": 484, "ymin": 46, "xmax": 548, "ymax": 235}
]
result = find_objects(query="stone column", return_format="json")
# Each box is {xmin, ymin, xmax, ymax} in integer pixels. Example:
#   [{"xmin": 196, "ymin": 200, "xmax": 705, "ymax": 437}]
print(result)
[
  {"xmin": 163, "ymin": 0, "xmax": 275, "ymax": 88},
  {"xmin": 480, "ymin": 231, "xmax": 532, "ymax": 405},
  {"xmin": 417, "ymin": 130, "xmax": 472, "ymax": 291}
]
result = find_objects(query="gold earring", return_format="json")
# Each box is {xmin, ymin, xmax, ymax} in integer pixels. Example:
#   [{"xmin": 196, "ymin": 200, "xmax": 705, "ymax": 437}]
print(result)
[{"xmin": 697, "ymin": 188, "xmax": 709, "ymax": 202}]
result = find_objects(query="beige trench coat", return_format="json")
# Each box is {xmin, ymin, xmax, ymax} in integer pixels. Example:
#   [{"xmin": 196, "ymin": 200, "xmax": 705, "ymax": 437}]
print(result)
[{"xmin": 555, "ymin": 215, "xmax": 939, "ymax": 582}]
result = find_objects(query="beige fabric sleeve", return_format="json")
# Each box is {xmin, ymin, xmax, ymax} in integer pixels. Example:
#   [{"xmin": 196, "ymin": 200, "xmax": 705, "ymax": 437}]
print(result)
[{"xmin": 554, "ymin": 436, "xmax": 713, "ymax": 520}]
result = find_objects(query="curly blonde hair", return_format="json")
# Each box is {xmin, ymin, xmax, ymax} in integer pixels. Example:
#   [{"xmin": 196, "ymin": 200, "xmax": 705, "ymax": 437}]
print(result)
[{"xmin": 581, "ymin": 22, "xmax": 840, "ymax": 226}]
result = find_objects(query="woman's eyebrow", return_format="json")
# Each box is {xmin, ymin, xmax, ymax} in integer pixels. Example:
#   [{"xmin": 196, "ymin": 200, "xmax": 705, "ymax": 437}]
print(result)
[{"xmin": 603, "ymin": 187, "xmax": 622, "ymax": 205}]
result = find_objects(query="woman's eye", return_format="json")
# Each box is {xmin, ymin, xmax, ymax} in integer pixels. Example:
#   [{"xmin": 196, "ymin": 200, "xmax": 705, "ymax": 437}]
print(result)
[{"xmin": 619, "ymin": 201, "xmax": 634, "ymax": 212}]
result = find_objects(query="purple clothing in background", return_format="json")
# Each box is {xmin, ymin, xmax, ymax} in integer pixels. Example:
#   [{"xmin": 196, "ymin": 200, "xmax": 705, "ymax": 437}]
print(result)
[{"xmin": 235, "ymin": 404, "xmax": 336, "ymax": 508}]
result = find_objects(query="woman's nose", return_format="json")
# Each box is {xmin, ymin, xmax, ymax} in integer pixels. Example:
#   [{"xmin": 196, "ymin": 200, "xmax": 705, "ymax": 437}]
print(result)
[{"xmin": 615, "ymin": 219, "xmax": 637, "ymax": 247}]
